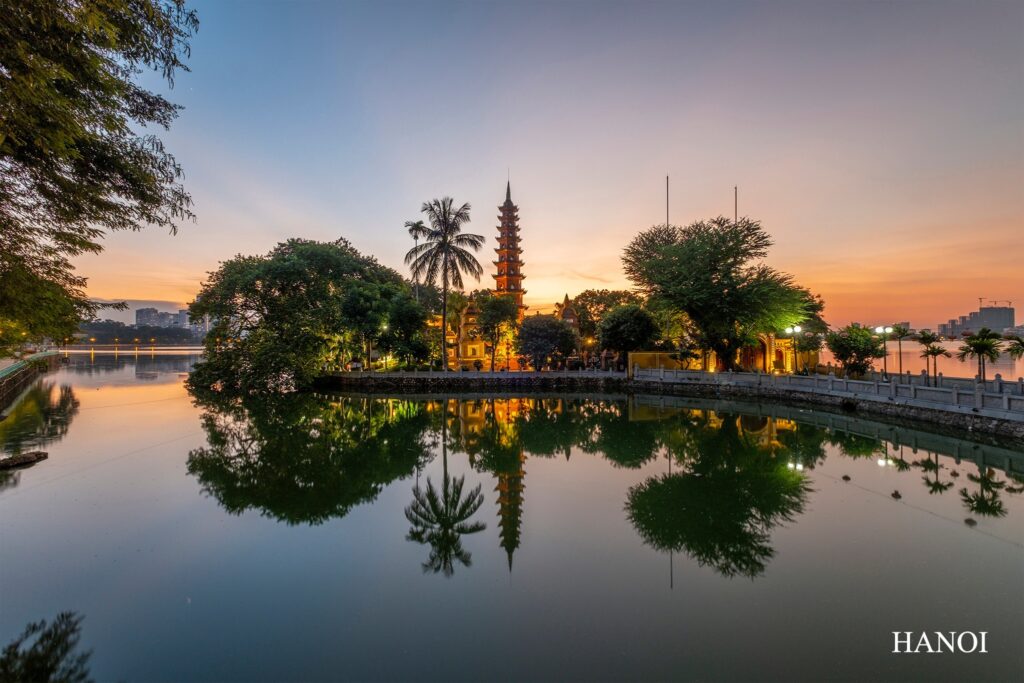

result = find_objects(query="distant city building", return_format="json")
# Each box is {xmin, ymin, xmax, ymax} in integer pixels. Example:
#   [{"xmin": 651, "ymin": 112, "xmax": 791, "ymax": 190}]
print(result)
[
  {"xmin": 135, "ymin": 307, "xmax": 160, "ymax": 326},
  {"xmin": 938, "ymin": 305, "xmax": 1015, "ymax": 337}
]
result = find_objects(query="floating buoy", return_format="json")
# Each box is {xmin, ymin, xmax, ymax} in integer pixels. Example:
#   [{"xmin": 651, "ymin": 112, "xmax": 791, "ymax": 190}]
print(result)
[
  {"xmin": 891, "ymin": 490, "xmax": 902, "ymax": 500},
  {"xmin": 841, "ymin": 475, "xmax": 851, "ymax": 482}
]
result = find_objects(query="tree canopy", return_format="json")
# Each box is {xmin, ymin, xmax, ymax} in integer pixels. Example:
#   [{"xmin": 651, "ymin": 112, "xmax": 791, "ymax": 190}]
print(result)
[
  {"xmin": 571, "ymin": 289, "xmax": 644, "ymax": 339},
  {"xmin": 825, "ymin": 324, "xmax": 885, "ymax": 377},
  {"xmin": 598, "ymin": 304, "xmax": 660, "ymax": 354},
  {"xmin": 0, "ymin": 0, "xmax": 198, "ymax": 355},
  {"xmin": 516, "ymin": 315, "xmax": 578, "ymax": 369},
  {"xmin": 623, "ymin": 217, "xmax": 814, "ymax": 370},
  {"xmin": 188, "ymin": 238, "xmax": 410, "ymax": 393}
]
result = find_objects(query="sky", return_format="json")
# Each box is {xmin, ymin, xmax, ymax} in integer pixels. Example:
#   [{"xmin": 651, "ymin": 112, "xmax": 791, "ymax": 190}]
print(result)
[{"xmin": 77, "ymin": 0, "xmax": 1023, "ymax": 329}]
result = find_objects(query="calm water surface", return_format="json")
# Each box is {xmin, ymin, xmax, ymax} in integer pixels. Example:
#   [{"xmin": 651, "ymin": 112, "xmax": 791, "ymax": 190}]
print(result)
[{"xmin": 1, "ymin": 352, "xmax": 1022, "ymax": 682}]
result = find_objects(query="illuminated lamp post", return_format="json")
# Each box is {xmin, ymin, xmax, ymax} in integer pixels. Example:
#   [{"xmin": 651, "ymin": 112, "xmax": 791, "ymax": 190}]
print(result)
[
  {"xmin": 783, "ymin": 325, "xmax": 802, "ymax": 373},
  {"xmin": 874, "ymin": 326, "xmax": 893, "ymax": 379}
]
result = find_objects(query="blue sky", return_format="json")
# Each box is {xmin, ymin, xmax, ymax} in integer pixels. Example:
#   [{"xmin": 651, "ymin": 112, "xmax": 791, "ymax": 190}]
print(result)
[{"xmin": 82, "ymin": 0, "xmax": 1024, "ymax": 327}]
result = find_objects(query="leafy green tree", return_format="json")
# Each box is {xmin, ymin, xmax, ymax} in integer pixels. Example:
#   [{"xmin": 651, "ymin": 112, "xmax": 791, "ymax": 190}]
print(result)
[
  {"xmin": 475, "ymin": 292, "xmax": 520, "ymax": 371},
  {"xmin": 571, "ymin": 289, "xmax": 644, "ymax": 339},
  {"xmin": 825, "ymin": 323, "xmax": 885, "ymax": 378},
  {"xmin": 957, "ymin": 328, "xmax": 1003, "ymax": 382},
  {"xmin": 405, "ymin": 198, "xmax": 485, "ymax": 371},
  {"xmin": 623, "ymin": 217, "xmax": 812, "ymax": 370},
  {"xmin": 340, "ymin": 280, "xmax": 392, "ymax": 367},
  {"xmin": 0, "ymin": 611, "xmax": 93, "ymax": 683},
  {"xmin": 598, "ymin": 304, "xmax": 660, "ymax": 355},
  {"xmin": 516, "ymin": 315, "xmax": 578, "ymax": 370},
  {"xmin": 188, "ymin": 238, "xmax": 405, "ymax": 393},
  {"xmin": 0, "ymin": 0, "xmax": 198, "ymax": 355},
  {"xmin": 379, "ymin": 295, "xmax": 429, "ymax": 366},
  {"xmin": 890, "ymin": 324, "xmax": 911, "ymax": 376}
]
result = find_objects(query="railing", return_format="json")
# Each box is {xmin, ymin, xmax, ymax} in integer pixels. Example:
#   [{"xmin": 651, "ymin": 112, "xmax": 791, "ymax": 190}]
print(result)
[
  {"xmin": 0, "ymin": 351, "xmax": 60, "ymax": 411},
  {"xmin": 631, "ymin": 367, "xmax": 1024, "ymax": 422},
  {"xmin": 327, "ymin": 369, "xmax": 626, "ymax": 379}
]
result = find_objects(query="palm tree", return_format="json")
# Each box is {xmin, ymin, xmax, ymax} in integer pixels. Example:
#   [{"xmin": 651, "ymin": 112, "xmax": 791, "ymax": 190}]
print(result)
[
  {"xmin": 404, "ymin": 198, "xmax": 484, "ymax": 371},
  {"xmin": 890, "ymin": 324, "xmax": 911, "ymax": 378},
  {"xmin": 1005, "ymin": 334, "xmax": 1024, "ymax": 361},
  {"xmin": 404, "ymin": 219, "xmax": 428, "ymax": 302},
  {"xmin": 956, "ymin": 328, "xmax": 1003, "ymax": 382},
  {"xmin": 921, "ymin": 344, "xmax": 950, "ymax": 387}
]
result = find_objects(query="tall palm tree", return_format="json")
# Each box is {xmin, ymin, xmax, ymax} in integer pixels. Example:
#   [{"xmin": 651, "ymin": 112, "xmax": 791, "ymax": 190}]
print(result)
[
  {"xmin": 405, "ymin": 219, "xmax": 428, "ymax": 302},
  {"xmin": 956, "ymin": 328, "xmax": 1003, "ymax": 382},
  {"xmin": 404, "ymin": 198, "xmax": 484, "ymax": 371},
  {"xmin": 1005, "ymin": 334, "xmax": 1024, "ymax": 361},
  {"xmin": 890, "ymin": 324, "xmax": 911, "ymax": 377},
  {"xmin": 921, "ymin": 344, "xmax": 950, "ymax": 387}
]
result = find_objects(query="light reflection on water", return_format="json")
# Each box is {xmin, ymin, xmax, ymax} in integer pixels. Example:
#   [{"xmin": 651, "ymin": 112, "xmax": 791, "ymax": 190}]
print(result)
[{"xmin": 0, "ymin": 352, "xmax": 1022, "ymax": 682}]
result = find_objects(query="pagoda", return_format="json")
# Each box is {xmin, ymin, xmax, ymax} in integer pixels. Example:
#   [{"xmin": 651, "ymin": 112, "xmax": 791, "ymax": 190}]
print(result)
[{"xmin": 493, "ymin": 182, "xmax": 527, "ymax": 320}]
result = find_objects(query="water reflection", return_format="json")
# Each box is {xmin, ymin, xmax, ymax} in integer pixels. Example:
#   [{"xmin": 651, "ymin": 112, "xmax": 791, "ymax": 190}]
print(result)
[
  {"xmin": 0, "ymin": 383, "xmax": 80, "ymax": 492},
  {"xmin": 184, "ymin": 392, "xmax": 1024, "ymax": 579},
  {"xmin": 186, "ymin": 392, "xmax": 433, "ymax": 524},
  {"xmin": 0, "ymin": 612, "xmax": 93, "ymax": 683},
  {"xmin": 627, "ymin": 415, "xmax": 810, "ymax": 578}
]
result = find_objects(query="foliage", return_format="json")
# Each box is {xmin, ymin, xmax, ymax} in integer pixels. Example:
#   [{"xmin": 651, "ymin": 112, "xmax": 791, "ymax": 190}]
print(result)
[
  {"xmin": 920, "ymin": 344, "xmax": 950, "ymax": 386},
  {"xmin": 623, "ymin": 217, "xmax": 813, "ymax": 370},
  {"xmin": 0, "ymin": 383, "xmax": 80, "ymax": 456},
  {"xmin": 0, "ymin": 0, "xmax": 198, "ymax": 357},
  {"xmin": 570, "ymin": 289, "xmax": 643, "ymax": 338},
  {"xmin": 0, "ymin": 612, "xmax": 93, "ymax": 683},
  {"xmin": 0, "ymin": 260, "xmax": 104, "ymax": 356},
  {"xmin": 405, "ymin": 198, "xmax": 485, "ymax": 370},
  {"xmin": 475, "ymin": 292, "xmax": 520, "ymax": 371},
  {"xmin": 825, "ymin": 324, "xmax": 885, "ymax": 377},
  {"xmin": 186, "ymin": 392, "xmax": 432, "ymax": 524},
  {"xmin": 1006, "ymin": 335, "xmax": 1024, "ymax": 361},
  {"xmin": 956, "ymin": 328, "xmax": 1002, "ymax": 382},
  {"xmin": 379, "ymin": 295, "xmax": 430, "ymax": 366},
  {"xmin": 188, "ymin": 238, "xmax": 406, "ymax": 393},
  {"xmin": 597, "ymin": 304, "xmax": 660, "ymax": 354},
  {"xmin": 516, "ymin": 315, "xmax": 579, "ymax": 369}
]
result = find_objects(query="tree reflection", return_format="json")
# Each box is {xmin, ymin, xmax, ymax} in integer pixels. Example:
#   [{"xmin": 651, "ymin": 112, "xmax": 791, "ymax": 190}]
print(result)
[
  {"xmin": 405, "ymin": 416, "xmax": 486, "ymax": 577},
  {"xmin": 627, "ymin": 417, "xmax": 810, "ymax": 579},
  {"xmin": 186, "ymin": 392, "xmax": 432, "ymax": 524},
  {"xmin": 0, "ymin": 612, "xmax": 92, "ymax": 683},
  {"xmin": 0, "ymin": 382, "xmax": 80, "ymax": 456},
  {"xmin": 959, "ymin": 466, "xmax": 1007, "ymax": 518},
  {"xmin": 913, "ymin": 452, "xmax": 953, "ymax": 495}
]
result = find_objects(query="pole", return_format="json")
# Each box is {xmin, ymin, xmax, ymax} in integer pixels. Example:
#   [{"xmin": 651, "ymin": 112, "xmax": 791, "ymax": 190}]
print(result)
[
  {"xmin": 734, "ymin": 185, "xmax": 738, "ymax": 223},
  {"xmin": 882, "ymin": 331, "xmax": 888, "ymax": 378},
  {"xmin": 666, "ymin": 175, "xmax": 669, "ymax": 227}
]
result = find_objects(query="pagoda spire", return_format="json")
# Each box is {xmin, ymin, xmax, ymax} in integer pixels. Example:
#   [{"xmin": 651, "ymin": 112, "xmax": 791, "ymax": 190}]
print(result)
[{"xmin": 493, "ymin": 182, "xmax": 527, "ymax": 319}]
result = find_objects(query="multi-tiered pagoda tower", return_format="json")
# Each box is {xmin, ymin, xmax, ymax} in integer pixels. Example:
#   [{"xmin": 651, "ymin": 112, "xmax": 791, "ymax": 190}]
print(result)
[{"xmin": 493, "ymin": 182, "xmax": 527, "ymax": 320}]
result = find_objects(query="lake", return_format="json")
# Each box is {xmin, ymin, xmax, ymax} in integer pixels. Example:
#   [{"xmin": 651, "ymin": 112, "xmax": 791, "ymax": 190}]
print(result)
[{"xmin": 1, "ymin": 352, "xmax": 1022, "ymax": 682}]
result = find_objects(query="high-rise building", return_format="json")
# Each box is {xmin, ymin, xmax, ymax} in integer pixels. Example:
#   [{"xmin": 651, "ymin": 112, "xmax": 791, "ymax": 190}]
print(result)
[
  {"xmin": 493, "ymin": 181, "xmax": 527, "ymax": 320},
  {"xmin": 937, "ymin": 305, "xmax": 1015, "ymax": 337},
  {"xmin": 135, "ymin": 307, "xmax": 159, "ymax": 326}
]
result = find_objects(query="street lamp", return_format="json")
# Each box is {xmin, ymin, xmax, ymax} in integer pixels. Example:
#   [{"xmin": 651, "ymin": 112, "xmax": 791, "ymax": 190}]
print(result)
[
  {"xmin": 874, "ymin": 326, "xmax": 893, "ymax": 378},
  {"xmin": 784, "ymin": 325, "xmax": 802, "ymax": 373}
]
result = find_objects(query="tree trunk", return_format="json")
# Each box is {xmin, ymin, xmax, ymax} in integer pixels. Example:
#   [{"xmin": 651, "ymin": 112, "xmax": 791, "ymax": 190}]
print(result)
[
  {"xmin": 897, "ymin": 338, "xmax": 903, "ymax": 376},
  {"xmin": 441, "ymin": 277, "xmax": 448, "ymax": 373},
  {"xmin": 490, "ymin": 334, "xmax": 497, "ymax": 372}
]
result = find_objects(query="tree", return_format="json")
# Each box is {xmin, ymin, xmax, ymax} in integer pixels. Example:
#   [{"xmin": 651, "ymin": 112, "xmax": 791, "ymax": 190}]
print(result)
[
  {"xmin": 1004, "ymin": 335, "xmax": 1024, "ymax": 361},
  {"xmin": 623, "ymin": 217, "xmax": 812, "ymax": 370},
  {"xmin": 890, "ymin": 324, "xmax": 911, "ymax": 376},
  {"xmin": 598, "ymin": 304, "xmax": 660, "ymax": 355},
  {"xmin": 0, "ymin": 611, "xmax": 93, "ymax": 683},
  {"xmin": 445, "ymin": 291, "xmax": 470, "ymax": 369},
  {"xmin": 920, "ymin": 344, "xmax": 950, "ymax": 387},
  {"xmin": 516, "ymin": 316, "xmax": 578, "ymax": 370},
  {"xmin": 1, "ymin": 0, "xmax": 198, "ymax": 355},
  {"xmin": 475, "ymin": 292, "xmax": 520, "ymax": 371},
  {"xmin": 405, "ymin": 219, "xmax": 427, "ymax": 301},
  {"xmin": 404, "ymin": 198, "xmax": 484, "ymax": 372},
  {"xmin": 379, "ymin": 295, "xmax": 429, "ymax": 367},
  {"xmin": 571, "ymin": 289, "xmax": 643, "ymax": 339},
  {"xmin": 957, "ymin": 328, "xmax": 1002, "ymax": 382},
  {"xmin": 825, "ymin": 324, "xmax": 885, "ymax": 378},
  {"xmin": 188, "ymin": 238, "xmax": 406, "ymax": 393}
]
